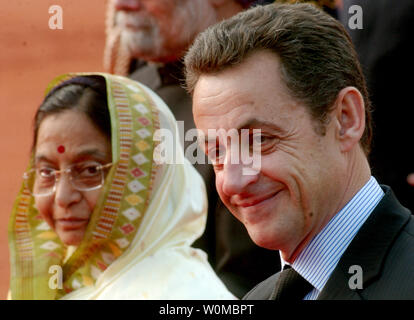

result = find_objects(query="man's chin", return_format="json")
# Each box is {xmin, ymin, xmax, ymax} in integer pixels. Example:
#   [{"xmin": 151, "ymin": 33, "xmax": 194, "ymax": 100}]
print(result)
[
  {"xmin": 246, "ymin": 228, "xmax": 277, "ymax": 250},
  {"xmin": 123, "ymin": 31, "xmax": 161, "ymax": 53}
]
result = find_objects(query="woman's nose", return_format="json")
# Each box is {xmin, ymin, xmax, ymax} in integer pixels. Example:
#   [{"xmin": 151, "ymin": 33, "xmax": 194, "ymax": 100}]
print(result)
[{"xmin": 54, "ymin": 174, "xmax": 82, "ymax": 208}]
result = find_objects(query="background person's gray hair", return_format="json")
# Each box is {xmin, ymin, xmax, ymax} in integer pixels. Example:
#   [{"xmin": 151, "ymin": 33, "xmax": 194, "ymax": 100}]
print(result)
[{"xmin": 103, "ymin": 0, "xmax": 275, "ymax": 75}]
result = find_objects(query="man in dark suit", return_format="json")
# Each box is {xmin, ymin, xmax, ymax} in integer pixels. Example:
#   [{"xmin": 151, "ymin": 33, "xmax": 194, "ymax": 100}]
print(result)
[{"xmin": 184, "ymin": 3, "xmax": 414, "ymax": 299}]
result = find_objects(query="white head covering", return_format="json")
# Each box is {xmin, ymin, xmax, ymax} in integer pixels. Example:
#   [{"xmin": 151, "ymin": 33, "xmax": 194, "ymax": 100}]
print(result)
[
  {"xmin": 60, "ymin": 77, "xmax": 235, "ymax": 299},
  {"xmin": 9, "ymin": 73, "xmax": 235, "ymax": 300}
]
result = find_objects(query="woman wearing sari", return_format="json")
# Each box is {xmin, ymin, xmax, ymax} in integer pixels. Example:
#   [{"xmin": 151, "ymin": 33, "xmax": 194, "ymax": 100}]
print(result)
[{"xmin": 8, "ymin": 72, "xmax": 235, "ymax": 300}]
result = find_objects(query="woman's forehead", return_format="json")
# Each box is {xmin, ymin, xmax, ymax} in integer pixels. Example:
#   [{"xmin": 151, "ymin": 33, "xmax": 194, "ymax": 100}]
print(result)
[{"xmin": 35, "ymin": 110, "xmax": 111, "ymax": 163}]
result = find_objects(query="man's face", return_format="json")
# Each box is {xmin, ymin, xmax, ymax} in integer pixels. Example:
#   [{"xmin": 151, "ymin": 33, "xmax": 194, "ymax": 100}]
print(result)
[
  {"xmin": 192, "ymin": 50, "xmax": 345, "ymax": 261},
  {"xmin": 114, "ymin": 0, "xmax": 219, "ymax": 62}
]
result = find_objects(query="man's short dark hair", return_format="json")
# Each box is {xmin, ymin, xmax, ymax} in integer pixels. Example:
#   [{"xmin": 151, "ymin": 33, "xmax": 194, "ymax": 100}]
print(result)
[{"xmin": 184, "ymin": 3, "xmax": 373, "ymax": 155}]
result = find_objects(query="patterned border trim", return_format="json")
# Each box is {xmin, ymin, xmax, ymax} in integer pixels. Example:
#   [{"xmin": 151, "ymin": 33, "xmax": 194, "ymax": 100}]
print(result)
[{"xmin": 93, "ymin": 81, "xmax": 132, "ymax": 240}]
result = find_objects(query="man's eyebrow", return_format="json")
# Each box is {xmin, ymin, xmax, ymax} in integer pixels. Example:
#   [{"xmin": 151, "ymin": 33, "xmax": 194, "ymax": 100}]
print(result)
[
  {"xmin": 201, "ymin": 118, "xmax": 285, "ymax": 144},
  {"xmin": 237, "ymin": 118, "xmax": 285, "ymax": 132}
]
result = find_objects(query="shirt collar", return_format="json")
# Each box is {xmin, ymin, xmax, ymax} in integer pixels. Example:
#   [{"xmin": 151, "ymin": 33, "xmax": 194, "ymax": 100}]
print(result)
[{"xmin": 280, "ymin": 176, "xmax": 384, "ymax": 292}]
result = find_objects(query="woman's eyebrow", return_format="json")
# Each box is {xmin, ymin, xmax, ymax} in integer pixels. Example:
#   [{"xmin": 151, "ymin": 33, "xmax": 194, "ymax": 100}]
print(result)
[
  {"xmin": 34, "ymin": 154, "xmax": 53, "ymax": 164},
  {"xmin": 34, "ymin": 149, "xmax": 110, "ymax": 164},
  {"xmin": 75, "ymin": 148, "xmax": 109, "ymax": 160}
]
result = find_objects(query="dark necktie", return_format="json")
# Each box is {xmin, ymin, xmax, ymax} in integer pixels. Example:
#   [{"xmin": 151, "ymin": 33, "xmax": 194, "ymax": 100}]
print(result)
[{"xmin": 270, "ymin": 266, "xmax": 314, "ymax": 300}]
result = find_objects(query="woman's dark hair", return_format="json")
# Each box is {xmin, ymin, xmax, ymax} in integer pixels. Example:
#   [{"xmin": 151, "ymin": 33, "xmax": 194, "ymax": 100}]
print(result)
[{"xmin": 32, "ymin": 75, "xmax": 111, "ymax": 150}]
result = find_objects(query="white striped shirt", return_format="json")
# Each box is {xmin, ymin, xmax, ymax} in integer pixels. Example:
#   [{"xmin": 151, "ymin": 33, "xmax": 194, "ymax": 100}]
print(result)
[{"xmin": 280, "ymin": 176, "xmax": 384, "ymax": 300}]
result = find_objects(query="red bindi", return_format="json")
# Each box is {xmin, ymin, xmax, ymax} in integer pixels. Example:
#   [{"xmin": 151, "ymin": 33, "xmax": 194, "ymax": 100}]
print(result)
[{"xmin": 57, "ymin": 145, "xmax": 65, "ymax": 154}]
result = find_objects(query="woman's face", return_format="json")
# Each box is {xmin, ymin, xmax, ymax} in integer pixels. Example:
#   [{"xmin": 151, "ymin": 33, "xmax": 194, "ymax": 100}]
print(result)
[{"xmin": 34, "ymin": 110, "xmax": 112, "ymax": 246}]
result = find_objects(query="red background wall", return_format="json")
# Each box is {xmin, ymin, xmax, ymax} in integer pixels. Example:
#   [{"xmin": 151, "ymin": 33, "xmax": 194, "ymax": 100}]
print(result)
[{"xmin": 0, "ymin": 0, "xmax": 106, "ymax": 299}]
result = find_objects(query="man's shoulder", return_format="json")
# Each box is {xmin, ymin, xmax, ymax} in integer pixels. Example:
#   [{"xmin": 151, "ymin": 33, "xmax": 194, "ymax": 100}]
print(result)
[
  {"xmin": 331, "ymin": 187, "xmax": 414, "ymax": 299},
  {"xmin": 129, "ymin": 61, "xmax": 161, "ymax": 90},
  {"xmin": 403, "ymin": 212, "xmax": 414, "ymax": 236},
  {"xmin": 385, "ymin": 211, "xmax": 414, "ymax": 265},
  {"xmin": 243, "ymin": 273, "xmax": 279, "ymax": 300},
  {"xmin": 361, "ymin": 213, "xmax": 414, "ymax": 299}
]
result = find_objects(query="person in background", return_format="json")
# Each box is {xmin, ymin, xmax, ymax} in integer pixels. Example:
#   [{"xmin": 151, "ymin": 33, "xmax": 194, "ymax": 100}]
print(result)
[
  {"xmin": 338, "ymin": 0, "xmax": 414, "ymax": 211},
  {"xmin": 8, "ymin": 72, "xmax": 235, "ymax": 300},
  {"xmin": 184, "ymin": 3, "xmax": 414, "ymax": 299}
]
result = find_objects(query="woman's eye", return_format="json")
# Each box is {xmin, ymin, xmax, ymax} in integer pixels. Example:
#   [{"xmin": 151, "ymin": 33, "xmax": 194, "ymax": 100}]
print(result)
[
  {"xmin": 38, "ymin": 168, "xmax": 55, "ymax": 178},
  {"xmin": 79, "ymin": 165, "xmax": 100, "ymax": 177}
]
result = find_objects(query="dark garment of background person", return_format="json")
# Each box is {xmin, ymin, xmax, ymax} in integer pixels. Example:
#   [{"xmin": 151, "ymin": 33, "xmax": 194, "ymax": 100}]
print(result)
[
  {"xmin": 339, "ymin": 0, "xmax": 414, "ymax": 212},
  {"xmin": 128, "ymin": 60, "xmax": 280, "ymax": 298}
]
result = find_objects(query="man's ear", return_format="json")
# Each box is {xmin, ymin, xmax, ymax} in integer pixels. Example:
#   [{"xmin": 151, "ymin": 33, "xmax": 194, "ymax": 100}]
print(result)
[{"xmin": 333, "ymin": 87, "xmax": 365, "ymax": 153}]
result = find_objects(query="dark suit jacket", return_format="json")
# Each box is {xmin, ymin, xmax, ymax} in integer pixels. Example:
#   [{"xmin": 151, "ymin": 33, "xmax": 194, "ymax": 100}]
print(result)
[
  {"xmin": 339, "ymin": 0, "xmax": 414, "ymax": 212},
  {"xmin": 244, "ymin": 186, "xmax": 414, "ymax": 300}
]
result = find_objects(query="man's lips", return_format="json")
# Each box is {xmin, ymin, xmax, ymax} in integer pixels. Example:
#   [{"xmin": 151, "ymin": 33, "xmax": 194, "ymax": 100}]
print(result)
[
  {"xmin": 232, "ymin": 190, "xmax": 281, "ymax": 208},
  {"xmin": 125, "ymin": 22, "xmax": 150, "ymax": 30}
]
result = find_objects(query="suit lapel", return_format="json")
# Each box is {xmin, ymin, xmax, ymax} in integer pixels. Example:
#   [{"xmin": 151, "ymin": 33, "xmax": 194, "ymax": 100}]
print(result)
[{"xmin": 317, "ymin": 186, "xmax": 411, "ymax": 300}]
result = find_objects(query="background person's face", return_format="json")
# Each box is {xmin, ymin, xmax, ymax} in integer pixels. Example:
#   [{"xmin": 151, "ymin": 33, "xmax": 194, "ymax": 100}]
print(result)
[
  {"xmin": 34, "ymin": 110, "xmax": 112, "ymax": 246},
  {"xmin": 192, "ymin": 51, "xmax": 346, "ymax": 261},
  {"xmin": 114, "ymin": 0, "xmax": 219, "ymax": 62}
]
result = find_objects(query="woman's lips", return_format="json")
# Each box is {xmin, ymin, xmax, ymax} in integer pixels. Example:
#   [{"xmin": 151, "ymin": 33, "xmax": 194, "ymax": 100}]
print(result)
[{"xmin": 55, "ymin": 218, "xmax": 88, "ymax": 230}]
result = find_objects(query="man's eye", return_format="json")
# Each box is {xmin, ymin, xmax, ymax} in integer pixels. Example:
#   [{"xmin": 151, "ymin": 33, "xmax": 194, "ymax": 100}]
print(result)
[
  {"xmin": 252, "ymin": 134, "xmax": 268, "ymax": 144},
  {"xmin": 248, "ymin": 133, "xmax": 278, "ymax": 154},
  {"xmin": 208, "ymin": 147, "xmax": 226, "ymax": 164}
]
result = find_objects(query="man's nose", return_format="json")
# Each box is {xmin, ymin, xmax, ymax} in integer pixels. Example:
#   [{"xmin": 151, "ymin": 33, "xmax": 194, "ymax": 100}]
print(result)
[
  {"xmin": 55, "ymin": 174, "xmax": 81, "ymax": 208},
  {"xmin": 114, "ymin": 0, "xmax": 142, "ymax": 11},
  {"xmin": 221, "ymin": 161, "xmax": 259, "ymax": 197}
]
